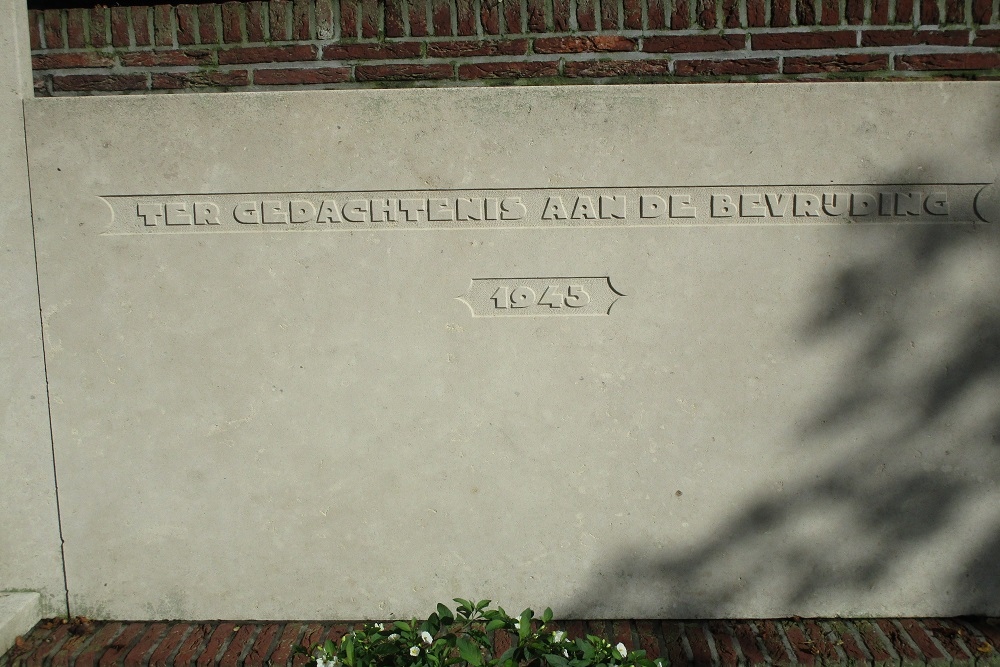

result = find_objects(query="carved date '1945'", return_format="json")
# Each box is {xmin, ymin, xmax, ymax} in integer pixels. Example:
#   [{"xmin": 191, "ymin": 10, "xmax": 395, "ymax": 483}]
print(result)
[{"xmin": 490, "ymin": 285, "xmax": 591, "ymax": 310}]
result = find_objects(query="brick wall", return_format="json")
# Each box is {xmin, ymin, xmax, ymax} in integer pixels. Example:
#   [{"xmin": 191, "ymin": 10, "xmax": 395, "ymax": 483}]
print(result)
[{"xmin": 28, "ymin": 0, "xmax": 1000, "ymax": 94}]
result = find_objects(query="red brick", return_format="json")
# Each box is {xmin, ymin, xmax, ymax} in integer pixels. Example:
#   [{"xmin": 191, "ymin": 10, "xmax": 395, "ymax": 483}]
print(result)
[
  {"xmin": 864, "ymin": 29, "xmax": 968, "ymax": 44},
  {"xmin": 924, "ymin": 619, "xmax": 976, "ymax": 662},
  {"xmin": 290, "ymin": 0, "xmax": 310, "ymax": 37},
  {"xmin": 323, "ymin": 41, "xmax": 421, "ymax": 58},
  {"xmin": 72, "ymin": 622, "xmax": 126, "ymax": 666},
  {"xmin": 385, "ymin": 0, "xmax": 406, "ymax": 36},
  {"xmin": 172, "ymin": 624, "xmax": 216, "ymax": 665},
  {"xmin": 854, "ymin": 621, "xmax": 896, "ymax": 667},
  {"xmin": 535, "ymin": 35, "xmax": 636, "ymax": 52},
  {"xmin": 247, "ymin": 1, "xmax": 268, "ymax": 40},
  {"xmin": 671, "ymin": 0, "xmax": 691, "ymax": 27},
  {"xmin": 176, "ymin": 4, "xmax": 198, "ymax": 45},
  {"xmin": 820, "ymin": 0, "xmax": 840, "ymax": 22},
  {"xmin": 53, "ymin": 624, "xmax": 98, "ymax": 667},
  {"xmin": 128, "ymin": 7, "xmax": 151, "ymax": 46},
  {"xmin": 409, "ymin": 0, "xmax": 429, "ymax": 35},
  {"xmin": 784, "ymin": 53, "xmax": 889, "ymax": 71},
  {"xmin": 894, "ymin": 620, "xmax": 949, "ymax": 664},
  {"xmin": 602, "ymin": 0, "xmax": 620, "ymax": 28},
  {"xmin": 974, "ymin": 28, "xmax": 1000, "ymax": 44},
  {"xmin": 661, "ymin": 622, "xmax": 687, "ymax": 667},
  {"xmin": 752, "ymin": 30, "xmax": 856, "ymax": 48},
  {"xmin": 254, "ymin": 66, "xmax": 351, "ymax": 84},
  {"xmin": 243, "ymin": 623, "xmax": 283, "ymax": 664},
  {"xmin": 146, "ymin": 624, "xmax": 192, "ymax": 667},
  {"xmin": 43, "ymin": 9, "xmax": 63, "ymax": 49},
  {"xmin": 97, "ymin": 622, "xmax": 146, "ymax": 666},
  {"xmin": 506, "ymin": 0, "xmax": 525, "ymax": 31},
  {"xmin": 685, "ymin": 624, "xmax": 715, "ymax": 665},
  {"xmin": 222, "ymin": 2, "xmax": 243, "ymax": 41},
  {"xmin": 218, "ymin": 43, "xmax": 318, "ymax": 63},
  {"xmin": 269, "ymin": 0, "xmax": 291, "ymax": 39},
  {"xmin": 921, "ymin": 0, "xmax": 939, "ymax": 23},
  {"xmin": 562, "ymin": 58, "xmax": 666, "ymax": 78},
  {"xmin": 698, "ymin": 0, "xmax": 717, "ymax": 27},
  {"xmin": 358, "ymin": 63, "xmax": 453, "ymax": 80},
  {"xmin": 757, "ymin": 620, "xmax": 794, "ymax": 663},
  {"xmin": 28, "ymin": 9, "xmax": 43, "ymax": 50},
  {"xmin": 123, "ymin": 623, "xmax": 169, "ymax": 666},
  {"xmin": 432, "ymin": 0, "xmax": 452, "ymax": 34},
  {"xmin": 747, "ymin": 0, "xmax": 766, "ymax": 24},
  {"xmin": 722, "ymin": 0, "xmax": 740, "ymax": 26},
  {"xmin": 827, "ymin": 622, "xmax": 872, "ymax": 665},
  {"xmin": 315, "ymin": 0, "xmax": 335, "ymax": 35},
  {"xmin": 944, "ymin": 0, "xmax": 963, "ymax": 23},
  {"xmin": 528, "ymin": 0, "xmax": 548, "ymax": 31},
  {"xmin": 771, "ymin": 0, "xmax": 791, "ymax": 25},
  {"xmin": 428, "ymin": 39, "xmax": 528, "ymax": 56},
  {"xmin": 797, "ymin": 0, "xmax": 817, "ymax": 23},
  {"xmin": 64, "ymin": 8, "xmax": 85, "ymax": 48},
  {"xmin": 897, "ymin": 52, "xmax": 1000, "ymax": 68},
  {"xmin": 644, "ymin": 33, "xmax": 744, "ymax": 52},
  {"xmin": 973, "ymin": 0, "xmax": 994, "ymax": 23},
  {"xmin": 120, "ymin": 49, "xmax": 214, "ymax": 66},
  {"xmin": 88, "ymin": 7, "xmax": 108, "ymax": 47},
  {"xmin": 731, "ymin": 622, "xmax": 768, "ymax": 666},
  {"xmin": 33, "ymin": 52, "xmax": 115, "ymax": 69},
  {"xmin": 803, "ymin": 621, "xmax": 845, "ymax": 665},
  {"xmin": 623, "ymin": 0, "xmax": 642, "ymax": 28},
  {"xmin": 218, "ymin": 624, "xmax": 259, "ymax": 667},
  {"xmin": 361, "ymin": 0, "xmax": 379, "ymax": 37},
  {"xmin": 196, "ymin": 4, "xmax": 219, "ymax": 42},
  {"xmin": 153, "ymin": 5, "xmax": 174, "ymax": 46},
  {"xmin": 481, "ymin": 1, "xmax": 501, "ymax": 33},
  {"xmin": 846, "ymin": 0, "xmax": 863, "ymax": 22},
  {"xmin": 635, "ymin": 620, "xmax": 662, "ymax": 660},
  {"xmin": 10, "ymin": 620, "xmax": 68, "ymax": 664},
  {"xmin": 965, "ymin": 619, "xmax": 1000, "ymax": 652},
  {"xmin": 107, "ymin": 6, "xmax": 128, "ymax": 46},
  {"xmin": 53, "ymin": 74, "xmax": 147, "ymax": 91},
  {"xmin": 648, "ymin": 0, "xmax": 667, "ymax": 28},
  {"xmin": 192, "ymin": 621, "xmax": 238, "ymax": 666},
  {"xmin": 298, "ymin": 623, "xmax": 328, "ymax": 657},
  {"xmin": 152, "ymin": 70, "xmax": 249, "ymax": 89},
  {"xmin": 707, "ymin": 621, "xmax": 742, "ymax": 667},
  {"xmin": 611, "ymin": 621, "xmax": 632, "ymax": 651},
  {"xmin": 577, "ymin": 0, "xmax": 597, "ymax": 29},
  {"xmin": 340, "ymin": 0, "xmax": 359, "ymax": 36},
  {"xmin": 458, "ymin": 60, "xmax": 557, "ymax": 78},
  {"xmin": 782, "ymin": 622, "xmax": 818, "ymax": 666},
  {"xmin": 872, "ymin": 0, "xmax": 890, "ymax": 22},
  {"xmin": 895, "ymin": 0, "xmax": 914, "ymax": 21},
  {"xmin": 456, "ymin": 0, "xmax": 477, "ymax": 33}
]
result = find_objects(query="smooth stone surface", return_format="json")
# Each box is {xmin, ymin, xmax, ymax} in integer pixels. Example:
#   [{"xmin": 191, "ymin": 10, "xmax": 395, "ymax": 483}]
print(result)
[
  {"xmin": 0, "ymin": 593, "xmax": 41, "ymax": 656},
  {"xmin": 0, "ymin": 0, "xmax": 67, "ymax": 616},
  {"xmin": 24, "ymin": 83, "xmax": 1000, "ymax": 620}
]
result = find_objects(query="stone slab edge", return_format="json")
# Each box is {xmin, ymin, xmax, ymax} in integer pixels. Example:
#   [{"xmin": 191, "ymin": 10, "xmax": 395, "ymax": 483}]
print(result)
[{"xmin": 0, "ymin": 594, "xmax": 41, "ymax": 658}]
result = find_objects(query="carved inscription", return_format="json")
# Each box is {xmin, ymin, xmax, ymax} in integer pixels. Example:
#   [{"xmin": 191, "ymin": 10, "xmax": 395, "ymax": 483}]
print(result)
[
  {"xmin": 459, "ymin": 278, "xmax": 624, "ymax": 317},
  {"xmin": 101, "ymin": 184, "xmax": 995, "ymax": 234}
]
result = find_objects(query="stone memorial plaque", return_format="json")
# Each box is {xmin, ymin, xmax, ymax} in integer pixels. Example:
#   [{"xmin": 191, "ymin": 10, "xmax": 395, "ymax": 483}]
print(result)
[{"xmin": 24, "ymin": 84, "xmax": 1000, "ymax": 620}]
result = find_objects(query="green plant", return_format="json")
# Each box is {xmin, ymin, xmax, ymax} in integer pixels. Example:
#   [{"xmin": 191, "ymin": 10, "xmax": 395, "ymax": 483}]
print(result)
[{"xmin": 294, "ymin": 599, "xmax": 664, "ymax": 667}]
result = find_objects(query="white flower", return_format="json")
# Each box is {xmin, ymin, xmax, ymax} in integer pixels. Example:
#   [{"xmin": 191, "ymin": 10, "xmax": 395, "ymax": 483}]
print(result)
[
  {"xmin": 410, "ymin": 646, "xmax": 421, "ymax": 656},
  {"xmin": 316, "ymin": 658, "xmax": 329, "ymax": 667},
  {"xmin": 374, "ymin": 623, "xmax": 385, "ymax": 631},
  {"xmin": 389, "ymin": 633, "xmax": 400, "ymax": 641},
  {"xmin": 421, "ymin": 631, "xmax": 434, "ymax": 645},
  {"xmin": 553, "ymin": 631, "xmax": 566, "ymax": 643},
  {"xmin": 616, "ymin": 643, "xmax": 628, "ymax": 659},
  {"xmin": 563, "ymin": 650, "xmax": 570, "ymax": 658},
  {"xmin": 513, "ymin": 622, "xmax": 521, "ymax": 631}
]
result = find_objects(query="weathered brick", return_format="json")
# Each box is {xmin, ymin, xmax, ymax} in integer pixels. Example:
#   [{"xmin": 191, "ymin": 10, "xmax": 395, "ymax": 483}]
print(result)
[
  {"xmin": 661, "ymin": 622, "xmax": 688, "ymax": 667},
  {"xmin": 324, "ymin": 42, "xmax": 421, "ymax": 58},
  {"xmin": 89, "ymin": 7, "xmax": 109, "ymax": 47},
  {"xmin": 193, "ymin": 621, "xmax": 238, "ymax": 665},
  {"xmin": 706, "ymin": 621, "xmax": 742, "ymax": 667},
  {"xmin": 528, "ymin": 0, "xmax": 548, "ymax": 31},
  {"xmin": 385, "ymin": 0, "xmax": 406, "ymax": 36},
  {"xmin": 697, "ymin": 0, "xmax": 717, "ymax": 27},
  {"xmin": 973, "ymin": 0, "xmax": 994, "ymax": 23},
  {"xmin": 218, "ymin": 624, "xmax": 259, "ymax": 667},
  {"xmin": 747, "ymin": 0, "xmax": 766, "ymax": 24},
  {"xmin": 241, "ymin": 623, "xmax": 282, "ymax": 665},
  {"xmin": 65, "ymin": 622, "xmax": 127, "ymax": 665},
  {"xmin": 432, "ymin": 0, "xmax": 452, "ymax": 34},
  {"xmin": 825, "ymin": 621, "xmax": 872, "ymax": 666},
  {"xmin": 871, "ymin": 0, "xmax": 890, "ymax": 22},
  {"xmin": 635, "ymin": 620, "xmax": 662, "ymax": 660},
  {"xmin": 123, "ymin": 623, "xmax": 169, "ymax": 666},
  {"xmin": 753, "ymin": 30, "xmax": 856, "ymax": 48},
  {"xmin": 845, "ymin": 0, "xmax": 863, "ymax": 22},
  {"xmin": 535, "ymin": 35, "xmax": 636, "ymax": 52},
  {"xmin": 222, "ymin": 2, "xmax": 244, "ymax": 42},
  {"xmin": 132, "ymin": 7, "xmax": 152, "ymax": 46},
  {"xmin": 963, "ymin": 619, "xmax": 1000, "ymax": 654},
  {"xmin": 153, "ymin": 5, "xmax": 174, "ymax": 47},
  {"xmin": 722, "ymin": 0, "xmax": 741, "ymax": 27},
  {"xmin": 43, "ymin": 10, "xmax": 63, "ymax": 49},
  {"xmin": 456, "ymin": 0, "xmax": 476, "ymax": 33},
  {"xmin": 797, "ymin": 0, "xmax": 817, "ymax": 24},
  {"xmin": 357, "ymin": 0, "xmax": 377, "ymax": 36},
  {"xmin": 974, "ymin": 28, "xmax": 1000, "ymax": 44},
  {"xmin": 924, "ymin": 619, "xmax": 976, "ymax": 663},
  {"xmin": 358, "ymin": 63, "xmax": 453, "ymax": 80},
  {"xmin": 315, "ymin": 0, "xmax": 336, "ymax": 37},
  {"xmin": 602, "ymin": 0, "xmax": 621, "ymax": 29},
  {"xmin": 176, "ymin": 4, "xmax": 199, "ymax": 45},
  {"xmin": 110, "ymin": 7, "xmax": 130, "ymax": 46},
  {"xmin": 771, "ymin": 0, "xmax": 791, "ymax": 25},
  {"xmin": 506, "ymin": 0, "xmax": 525, "ymax": 32},
  {"xmin": 254, "ymin": 66, "xmax": 352, "ymax": 84},
  {"xmin": 339, "ymin": 0, "xmax": 359, "ymax": 37},
  {"xmin": 889, "ymin": 620, "xmax": 949, "ymax": 667},
  {"xmin": 65, "ymin": 8, "xmax": 85, "ymax": 48},
  {"xmin": 120, "ymin": 49, "xmax": 214, "ymax": 66},
  {"xmin": 648, "ymin": 0, "xmax": 667, "ymax": 28},
  {"xmin": 731, "ymin": 622, "xmax": 768, "ymax": 666},
  {"xmin": 820, "ymin": 0, "xmax": 840, "ymax": 22},
  {"xmin": 803, "ymin": 620, "xmax": 846, "ymax": 665},
  {"xmin": 685, "ymin": 623, "xmax": 715, "ymax": 665},
  {"xmin": 291, "ymin": 0, "xmax": 310, "ymax": 38},
  {"xmin": 784, "ymin": 53, "xmax": 889, "ymax": 71},
  {"xmin": 853, "ymin": 621, "xmax": 897, "ymax": 667},
  {"xmin": 782, "ymin": 622, "xmax": 818, "ymax": 666},
  {"xmin": 409, "ymin": 0, "xmax": 429, "ymax": 35},
  {"xmin": 171, "ymin": 624, "xmax": 216, "ymax": 665},
  {"xmin": 147, "ymin": 624, "xmax": 193, "ymax": 667},
  {"xmin": 428, "ymin": 39, "xmax": 528, "ymax": 56},
  {"xmin": 896, "ymin": 0, "xmax": 915, "ymax": 22},
  {"xmin": 481, "ymin": 1, "xmax": 501, "ymax": 33},
  {"xmin": 897, "ymin": 52, "xmax": 1000, "ymax": 68},
  {"xmin": 757, "ymin": 620, "xmax": 794, "ymax": 663},
  {"xmin": 269, "ymin": 0, "xmax": 291, "ymax": 39},
  {"xmin": 247, "ymin": 1, "xmax": 268, "ymax": 40},
  {"xmin": 196, "ymin": 4, "xmax": 219, "ymax": 43},
  {"xmin": 28, "ymin": 9, "xmax": 43, "ymax": 50},
  {"xmin": 644, "ymin": 33, "xmax": 744, "ymax": 51},
  {"xmin": 575, "ymin": 0, "xmax": 596, "ymax": 29},
  {"xmin": 33, "ymin": 52, "xmax": 115, "ymax": 69},
  {"xmin": 623, "ymin": 0, "xmax": 643, "ymax": 28},
  {"xmin": 671, "ymin": 0, "xmax": 691, "ymax": 27},
  {"xmin": 921, "ymin": 0, "xmax": 940, "ymax": 23},
  {"xmin": 458, "ymin": 60, "xmax": 557, "ymax": 78},
  {"xmin": 944, "ymin": 0, "xmax": 964, "ymax": 23},
  {"xmin": 94, "ymin": 622, "xmax": 146, "ymax": 666},
  {"xmin": 863, "ymin": 28, "xmax": 968, "ymax": 44},
  {"xmin": 219, "ymin": 44, "xmax": 317, "ymax": 63}
]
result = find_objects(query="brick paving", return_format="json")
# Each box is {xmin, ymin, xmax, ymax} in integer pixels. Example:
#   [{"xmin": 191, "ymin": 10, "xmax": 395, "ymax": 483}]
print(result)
[{"xmin": 2, "ymin": 617, "xmax": 998, "ymax": 666}]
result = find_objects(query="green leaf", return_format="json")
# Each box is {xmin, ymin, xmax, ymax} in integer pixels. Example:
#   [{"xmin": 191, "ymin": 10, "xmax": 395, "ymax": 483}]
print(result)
[
  {"xmin": 394, "ymin": 621, "xmax": 412, "ymax": 632},
  {"xmin": 343, "ymin": 635, "xmax": 355, "ymax": 667},
  {"xmin": 485, "ymin": 619, "xmax": 507, "ymax": 632},
  {"xmin": 457, "ymin": 636, "xmax": 483, "ymax": 666},
  {"xmin": 475, "ymin": 600, "xmax": 492, "ymax": 611},
  {"xmin": 324, "ymin": 639, "xmax": 335, "ymax": 654},
  {"xmin": 542, "ymin": 608, "xmax": 553, "ymax": 624},
  {"xmin": 518, "ymin": 610, "xmax": 532, "ymax": 641},
  {"xmin": 544, "ymin": 654, "xmax": 570, "ymax": 667}
]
